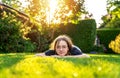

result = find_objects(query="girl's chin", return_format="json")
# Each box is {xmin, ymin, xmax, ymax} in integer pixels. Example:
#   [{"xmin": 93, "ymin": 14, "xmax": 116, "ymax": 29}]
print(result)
[{"xmin": 58, "ymin": 54, "xmax": 66, "ymax": 56}]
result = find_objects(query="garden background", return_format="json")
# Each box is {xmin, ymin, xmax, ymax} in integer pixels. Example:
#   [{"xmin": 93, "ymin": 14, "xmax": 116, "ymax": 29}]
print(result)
[{"xmin": 0, "ymin": 0, "xmax": 120, "ymax": 78}]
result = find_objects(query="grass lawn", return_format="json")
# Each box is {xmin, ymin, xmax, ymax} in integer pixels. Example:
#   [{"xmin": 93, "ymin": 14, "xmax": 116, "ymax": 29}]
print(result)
[{"xmin": 0, "ymin": 53, "xmax": 120, "ymax": 78}]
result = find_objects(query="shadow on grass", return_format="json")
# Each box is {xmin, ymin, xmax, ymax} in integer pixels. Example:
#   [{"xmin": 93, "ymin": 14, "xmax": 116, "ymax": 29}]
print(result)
[
  {"xmin": 56, "ymin": 54, "xmax": 120, "ymax": 66},
  {"xmin": 0, "ymin": 53, "xmax": 25, "ymax": 70},
  {"xmin": 90, "ymin": 54, "xmax": 120, "ymax": 64},
  {"xmin": 56, "ymin": 57, "xmax": 91, "ymax": 66}
]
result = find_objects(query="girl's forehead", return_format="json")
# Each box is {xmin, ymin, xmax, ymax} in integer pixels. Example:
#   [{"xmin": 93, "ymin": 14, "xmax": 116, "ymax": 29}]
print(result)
[{"xmin": 56, "ymin": 40, "xmax": 67, "ymax": 45}]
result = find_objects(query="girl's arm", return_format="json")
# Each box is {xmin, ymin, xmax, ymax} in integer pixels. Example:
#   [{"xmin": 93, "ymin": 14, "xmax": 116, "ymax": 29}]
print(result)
[
  {"xmin": 66, "ymin": 53, "xmax": 90, "ymax": 58},
  {"xmin": 35, "ymin": 50, "xmax": 55, "ymax": 56},
  {"xmin": 35, "ymin": 53, "xmax": 46, "ymax": 56},
  {"xmin": 50, "ymin": 53, "xmax": 90, "ymax": 58}
]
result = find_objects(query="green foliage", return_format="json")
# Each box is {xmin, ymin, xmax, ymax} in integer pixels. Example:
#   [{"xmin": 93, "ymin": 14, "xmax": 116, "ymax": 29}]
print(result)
[
  {"xmin": 97, "ymin": 28, "xmax": 120, "ymax": 53},
  {"xmin": 54, "ymin": 19, "xmax": 96, "ymax": 53},
  {"xmin": 25, "ymin": 23, "xmax": 54, "ymax": 52},
  {"xmin": 1, "ymin": 0, "xmax": 23, "ymax": 11},
  {"xmin": 0, "ymin": 53, "xmax": 120, "ymax": 78},
  {"xmin": 109, "ymin": 34, "xmax": 120, "ymax": 53},
  {"xmin": 101, "ymin": 0, "xmax": 120, "ymax": 28},
  {"xmin": 91, "ymin": 45, "xmax": 106, "ymax": 53},
  {"xmin": 101, "ymin": 13, "xmax": 120, "ymax": 28},
  {"xmin": 0, "ymin": 2, "xmax": 50, "ymax": 52},
  {"xmin": 75, "ymin": 19, "xmax": 96, "ymax": 52},
  {"xmin": 0, "ymin": 11, "xmax": 36, "ymax": 53},
  {"xmin": 1, "ymin": 0, "xmax": 88, "ymax": 52}
]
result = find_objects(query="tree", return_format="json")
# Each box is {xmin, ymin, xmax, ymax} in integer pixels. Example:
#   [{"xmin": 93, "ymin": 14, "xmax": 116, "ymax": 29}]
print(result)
[
  {"xmin": 25, "ymin": 0, "xmax": 85, "ymax": 24},
  {"xmin": 1, "ymin": 0, "xmax": 86, "ymax": 26},
  {"xmin": 25, "ymin": 0, "xmax": 86, "ymax": 51},
  {"xmin": 100, "ymin": 0, "xmax": 120, "ymax": 28},
  {"xmin": 1, "ymin": 0, "xmax": 24, "ymax": 10},
  {"xmin": 1, "ymin": 0, "xmax": 87, "ymax": 51}
]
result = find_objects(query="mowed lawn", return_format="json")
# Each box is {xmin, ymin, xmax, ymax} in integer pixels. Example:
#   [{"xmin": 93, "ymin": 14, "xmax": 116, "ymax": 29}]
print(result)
[{"xmin": 0, "ymin": 53, "xmax": 120, "ymax": 78}]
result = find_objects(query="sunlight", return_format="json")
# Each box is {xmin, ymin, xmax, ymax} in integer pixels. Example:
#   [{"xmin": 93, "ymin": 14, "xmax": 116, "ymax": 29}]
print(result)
[
  {"xmin": 49, "ymin": 0, "xmax": 57, "ymax": 16},
  {"xmin": 46, "ymin": 0, "xmax": 59, "ymax": 24},
  {"xmin": 50, "ymin": 0, "xmax": 58, "ymax": 23},
  {"xmin": 19, "ymin": 0, "xmax": 29, "ymax": 8}
]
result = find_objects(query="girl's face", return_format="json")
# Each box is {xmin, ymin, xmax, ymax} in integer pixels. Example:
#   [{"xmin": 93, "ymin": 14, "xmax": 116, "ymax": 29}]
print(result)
[{"xmin": 55, "ymin": 40, "xmax": 69, "ymax": 56}]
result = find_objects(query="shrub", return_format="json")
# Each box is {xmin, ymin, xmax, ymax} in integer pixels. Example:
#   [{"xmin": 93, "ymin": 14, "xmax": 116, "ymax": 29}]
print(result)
[
  {"xmin": 109, "ymin": 34, "xmax": 120, "ymax": 53},
  {"xmin": 91, "ymin": 45, "xmax": 107, "ymax": 53},
  {"xmin": 0, "ymin": 11, "xmax": 36, "ymax": 53},
  {"xmin": 97, "ymin": 28, "xmax": 120, "ymax": 53},
  {"xmin": 54, "ymin": 19, "xmax": 96, "ymax": 53}
]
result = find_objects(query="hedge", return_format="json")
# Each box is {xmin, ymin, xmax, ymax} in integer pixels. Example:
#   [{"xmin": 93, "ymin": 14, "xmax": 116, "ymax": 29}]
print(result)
[
  {"xmin": 54, "ymin": 19, "xmax": 96, "ymax": 53},
  {"xmin": 97, "ymin": 28, "xmax": 120, "ymax": 53}
]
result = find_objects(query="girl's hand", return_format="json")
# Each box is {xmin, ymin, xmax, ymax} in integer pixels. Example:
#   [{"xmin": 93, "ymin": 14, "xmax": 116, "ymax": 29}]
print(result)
[{"xmin": 35, "ymin": 53, "xmax": 46, "ymax": 56}]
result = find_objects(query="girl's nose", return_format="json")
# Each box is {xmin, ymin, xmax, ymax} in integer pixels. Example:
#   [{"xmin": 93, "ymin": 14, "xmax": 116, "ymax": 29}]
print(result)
[{"xmin": 60, "ymin": 48, "xmax": 63, "ymax": 50}]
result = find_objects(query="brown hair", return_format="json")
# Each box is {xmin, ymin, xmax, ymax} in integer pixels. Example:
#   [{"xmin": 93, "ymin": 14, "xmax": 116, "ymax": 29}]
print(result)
[{"xmin": 50, "ymin": 35, "xmax": 73, "ymax": 54}]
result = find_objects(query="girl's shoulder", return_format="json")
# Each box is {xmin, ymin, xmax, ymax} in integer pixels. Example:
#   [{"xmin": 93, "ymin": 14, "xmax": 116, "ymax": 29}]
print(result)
[
  {"xmin": 70, "ymin": 45, "xmax": 83, "ymax": 55},
  {"xmin": 45, "ymin": 50, "xmax": 56, "ymax": 56}
]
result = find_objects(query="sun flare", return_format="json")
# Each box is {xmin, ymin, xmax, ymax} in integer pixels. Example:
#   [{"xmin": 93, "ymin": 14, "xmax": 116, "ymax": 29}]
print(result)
[
  {"xmin": 46, "ymin": 0, "xmax": 59, "ymax": 24},
  {"xmin": 50, "ymin": 0, "xmax": 57, "ymax": 13}
]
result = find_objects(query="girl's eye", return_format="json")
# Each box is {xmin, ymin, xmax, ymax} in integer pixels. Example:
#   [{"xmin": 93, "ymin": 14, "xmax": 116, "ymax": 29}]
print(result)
[
  {"xmin": 56, "ymin": 46, "xmax": 60, "ymax": 49},
  {"xmin": 56, "ymin": 45, "xmax": 68, "ymax": 49},
  {"xmin": 62, "ymin": 46, "xmax": 67, "ymax": 48}
]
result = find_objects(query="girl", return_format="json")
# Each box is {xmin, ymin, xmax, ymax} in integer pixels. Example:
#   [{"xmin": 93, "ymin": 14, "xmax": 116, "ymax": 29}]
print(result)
[{"xmin": 36, "ymin": 35, "xmax": 90, "ymax": 58}]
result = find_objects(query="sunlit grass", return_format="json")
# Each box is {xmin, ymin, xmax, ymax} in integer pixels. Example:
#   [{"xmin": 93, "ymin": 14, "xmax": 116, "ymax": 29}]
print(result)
[{"xmin": 0, "ymin": 53, "xmax": 120, "ymax": 78}]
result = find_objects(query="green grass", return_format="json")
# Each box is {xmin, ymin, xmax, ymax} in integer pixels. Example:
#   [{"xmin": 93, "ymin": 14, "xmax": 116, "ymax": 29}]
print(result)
[{"xmin": 0, "ymin": 53, "xmax": 120, "ymax": 78}]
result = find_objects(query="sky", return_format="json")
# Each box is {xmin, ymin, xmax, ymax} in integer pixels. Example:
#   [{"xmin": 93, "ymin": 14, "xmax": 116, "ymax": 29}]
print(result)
[{"xmin": 85, "ymin": 0, "xmax": 107, "ymax": 27}]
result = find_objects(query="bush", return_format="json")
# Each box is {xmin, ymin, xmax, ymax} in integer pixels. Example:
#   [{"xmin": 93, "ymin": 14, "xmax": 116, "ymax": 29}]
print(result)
[
  {"xmin": 0, "ymin": 12, "xmax": 36, "ymax": 53},
  {"xmin": 97, "ymin": 28, "xmax": 120, "ymax": 53},
  {"xmin": 109, "ymin": 34, "xmax": 120, "ymax": 53},
  {"xmin": 91, "ymin": 45, "xmax": 107, "ymax": 53},
  {"xmin": 54, "ymin": 19, "xmax": 96, "ymax": 53},
  {"xmin": 25, "ymin": 24, "xmax": 53, "ymax": 52}
]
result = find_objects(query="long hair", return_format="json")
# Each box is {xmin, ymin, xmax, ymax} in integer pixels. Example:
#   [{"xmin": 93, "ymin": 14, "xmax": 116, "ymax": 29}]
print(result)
[{"xmin": 50, "ymin": 35, "xmax": 73, "ymax": 53}]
